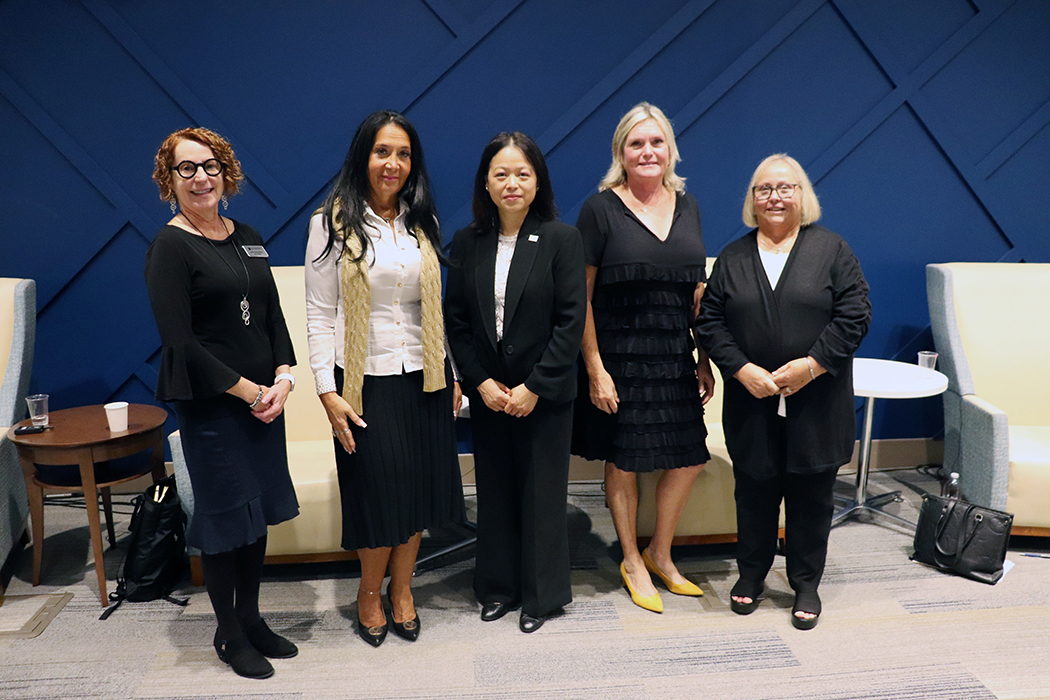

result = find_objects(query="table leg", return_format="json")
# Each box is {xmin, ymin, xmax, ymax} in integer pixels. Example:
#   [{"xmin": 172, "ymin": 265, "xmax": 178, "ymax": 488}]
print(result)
[
  {"xmin": 101, "ymin": 487, "xmax": 117, "ymax": 547},
  {"xmin": 150, "ymin": 429, "xmax": 167, "ymax": 481},
  {"xmin": 78, "ymin": 456, "xmax": 109, "ymax": 606},
  {"xmin": 19, "ymin": 455, "xmax": 44, "ymax": 587},
  {"xmin": 832, "ymin": 397, "xmax": 915, "ymax": 530}
]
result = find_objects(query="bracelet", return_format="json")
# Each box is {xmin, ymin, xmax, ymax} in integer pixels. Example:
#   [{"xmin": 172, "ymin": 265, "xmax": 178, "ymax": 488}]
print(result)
[
  {"xmin": 805, "ymin": 357, "xmax": 816, "ymax": 380},
  {"xmin": 275, "ymin": 372, "xmax": 295, "ymax": 391},
  {"xmin": 248, "ymin": 386, "xmax": 265, "ymax": 410}
]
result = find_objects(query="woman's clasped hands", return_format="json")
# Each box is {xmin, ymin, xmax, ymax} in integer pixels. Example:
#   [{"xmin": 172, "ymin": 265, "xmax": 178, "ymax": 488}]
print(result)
[
  {"xmin": 735, "ymin": 356, "xmax": 824, "ymax": 400},
  {"xmin": 478, "ymin": 378, "xmax": 538, "ymax": 418}
]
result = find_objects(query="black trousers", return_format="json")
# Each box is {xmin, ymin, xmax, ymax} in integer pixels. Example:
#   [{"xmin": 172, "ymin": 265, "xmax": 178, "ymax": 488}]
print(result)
[
  {"xmin": 470, "ymin": 395, "xmax": 573, "ymax": 618},
  {"xmin": 733, "ymin": 466, "xmax": 839, "ymax": 593}
]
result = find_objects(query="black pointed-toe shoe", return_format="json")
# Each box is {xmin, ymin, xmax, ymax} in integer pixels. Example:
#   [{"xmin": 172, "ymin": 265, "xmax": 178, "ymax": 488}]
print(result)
[
  {"xmin": 392, "ymin": 614, "xmax": 421, "ymax": 641},
  {"xmin": 357, "ymin": 619, "xmax": 389, "ymax": 647},
  {"xmin": 519, "ymin": 612, "xmax": 546, "ymax": 633}
]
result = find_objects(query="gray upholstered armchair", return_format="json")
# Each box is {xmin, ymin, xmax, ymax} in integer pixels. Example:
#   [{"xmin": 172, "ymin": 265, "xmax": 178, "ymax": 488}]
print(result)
[
  {"xmin": 927, "ymin": 263, "xmax": 1050, "ymax": 536},
  {"xmin": 0, "ymin": 278, "xmax": 36, "ymax": 565}
]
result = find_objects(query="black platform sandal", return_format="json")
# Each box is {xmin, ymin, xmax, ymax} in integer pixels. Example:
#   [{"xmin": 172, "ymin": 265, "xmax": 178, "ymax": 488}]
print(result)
[
  {"xmin": 791, "ymin": 590, "xmax": 821, "ymax": 630},
  {"xmin": 729, "ymin": 579, "xmax": 764, "ymax": 615}
]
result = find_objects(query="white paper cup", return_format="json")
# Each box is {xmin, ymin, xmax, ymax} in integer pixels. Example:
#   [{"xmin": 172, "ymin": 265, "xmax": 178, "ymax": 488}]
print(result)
[
  {"xmin": 917, "ymin": 351, "xmax": 938, "ymax": 369},
  {"xmin": 26, "ymin": 394, "xmax": 48, "ymax": 426},
  {"xmin": 104, "ymin": 401, "xmax": 129, "ymax": 432}
]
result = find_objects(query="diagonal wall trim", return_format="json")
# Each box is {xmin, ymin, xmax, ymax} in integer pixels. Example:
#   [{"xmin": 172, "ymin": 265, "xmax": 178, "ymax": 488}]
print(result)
[
  {"xmin": 555, "ymin": 0, "xmax": 825, "ymax": 223},
  {"xmin": 830, "ymin": 0, "xmax": 910, "ymax": 86},
  {"xmin": 396, "ymin": 0, "xmax": 527, "ymax": 113},
  {"xmin": 536, "ymin": 0, "xmax": 718, "ymax": 155},
  {"xmin": 420, "ymin": 0, "xmax": 468, "ymax": 36},
  {"xmin": 975, "ymin": 99, "xmax": 1050, "ymax": 177},
  {"xmin": 672, "ymin": 0, "xmax": 825, "ymax": 135},
  {"xmin": 0, "ymin": 67, "xmax": 156, "ymax": 244},
  {"xmin": 79, "ymin": 0, "xmax": 288, "ymax": 208}
]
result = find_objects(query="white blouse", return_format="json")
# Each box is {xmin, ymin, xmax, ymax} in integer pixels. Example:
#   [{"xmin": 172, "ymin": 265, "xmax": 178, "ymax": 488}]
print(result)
[
  {"xmin": 305, "ymin": 206, "xmax": 426, "ymax": 395},
  {"xmin": 494, "ymin": 233, "xmax": 518, "ymax": 341}
]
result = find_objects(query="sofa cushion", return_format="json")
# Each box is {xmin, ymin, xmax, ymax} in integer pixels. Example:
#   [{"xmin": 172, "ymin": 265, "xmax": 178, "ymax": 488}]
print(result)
[
  {"xmin": 266, "ymin": 440, "xmax": 341, "ymax": 556},
  {"xmin": 1007, "ymin": 426, "xmax": 1050, "ymax": 529}
]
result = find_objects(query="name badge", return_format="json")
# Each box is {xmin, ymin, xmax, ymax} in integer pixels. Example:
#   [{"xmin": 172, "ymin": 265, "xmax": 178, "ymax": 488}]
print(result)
[
  {"xmin": 242, "ymin": 245, "xmax": 268, "ymax": 258},
  {"xmin": 528, "ymin": 234, "xmax": 539, "ymax": 242}
]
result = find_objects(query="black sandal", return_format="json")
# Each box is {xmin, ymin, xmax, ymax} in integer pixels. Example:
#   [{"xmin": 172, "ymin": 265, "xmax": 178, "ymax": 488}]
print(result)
[
  {"xmin": 791, "ymin": 590, "xmax": 821, "ymax": 630},
  {"xmin": 729, "ymin": 579, "xmax": 764, "ymax": 615}
]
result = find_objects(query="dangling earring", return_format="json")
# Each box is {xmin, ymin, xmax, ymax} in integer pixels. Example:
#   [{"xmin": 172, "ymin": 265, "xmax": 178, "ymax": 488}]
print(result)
[
  {"xmin": 221, "ymin": 194, "xmax": 229, "ymax": 210},
  {"xmin": 169, "ymin": 197, "xmax": 177, "ymax": 215}
]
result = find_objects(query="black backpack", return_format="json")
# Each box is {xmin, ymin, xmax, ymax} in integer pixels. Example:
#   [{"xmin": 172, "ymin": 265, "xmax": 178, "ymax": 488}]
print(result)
[{"xmin": 100, "ymin": 475, "xmax": 189, "ymax": 619}]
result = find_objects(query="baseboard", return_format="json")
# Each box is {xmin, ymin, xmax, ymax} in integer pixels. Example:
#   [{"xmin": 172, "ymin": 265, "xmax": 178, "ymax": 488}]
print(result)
[
  {"xmin": 843, "ymin": 438, "xmax": 944, "ymax": 474},
  {"xmin": 553, "ymin": 438, "xmax": 946, "ymax": 483}
]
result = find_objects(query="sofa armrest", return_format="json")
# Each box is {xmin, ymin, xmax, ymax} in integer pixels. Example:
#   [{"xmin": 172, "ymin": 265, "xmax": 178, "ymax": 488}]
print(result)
[
  {"xmin": 959, "ymin": 394, "xmax": 1010, "ymax": 511},
  {"xmin": 167, "ymin": 430, "xmax": 201, "ymax": 558}
]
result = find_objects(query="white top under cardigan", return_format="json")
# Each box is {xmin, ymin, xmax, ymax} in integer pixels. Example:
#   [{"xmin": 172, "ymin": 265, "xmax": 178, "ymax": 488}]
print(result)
[
  {"xmin": 305, "ymin": 206, "xmax": 427, "ymax": 395},
  {"xmin": 759, "ymin": 246, "xmax": 791, "ymax": 418}
]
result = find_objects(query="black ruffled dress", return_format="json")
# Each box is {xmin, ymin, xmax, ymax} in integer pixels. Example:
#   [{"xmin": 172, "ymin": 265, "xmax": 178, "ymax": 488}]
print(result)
[{"xmin": 572, "ymin": 190, "xmax": 710, "ymax": 473}]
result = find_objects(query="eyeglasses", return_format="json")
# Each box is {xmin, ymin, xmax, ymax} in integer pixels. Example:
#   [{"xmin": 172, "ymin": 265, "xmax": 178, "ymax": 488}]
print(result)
[
  {"xmin": 171, "ymin": 159, "xmax": 225, "ymax": 179},
  {"xmin": 752, "ymin": 183, "xmax": 799, "ymax": 201}
]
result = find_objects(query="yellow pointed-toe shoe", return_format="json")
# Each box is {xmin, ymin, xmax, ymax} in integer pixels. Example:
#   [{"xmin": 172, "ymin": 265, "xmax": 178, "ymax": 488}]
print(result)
[
  {"xmin": 642, "ymin": 549, "xmax": 704, "ymax": 597},
  {"xmin": 620, "ymin": 561, "xmax": 663, "ymax": 613}
]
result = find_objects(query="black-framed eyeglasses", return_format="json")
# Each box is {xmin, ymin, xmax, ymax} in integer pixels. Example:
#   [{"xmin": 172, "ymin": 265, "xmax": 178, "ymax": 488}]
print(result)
[
  {"xmin": 753, "ymin": 183, "xmax": 799, "ymax": 201},
  {"xmin": 171, "ymin": 159, "xmax": 225, "ymax": 179}
]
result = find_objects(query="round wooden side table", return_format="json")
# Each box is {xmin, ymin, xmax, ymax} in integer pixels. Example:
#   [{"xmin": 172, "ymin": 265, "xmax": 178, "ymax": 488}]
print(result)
[{"xmin": 6, "ymin": 403, "xmax": 168, "ymax": 605}]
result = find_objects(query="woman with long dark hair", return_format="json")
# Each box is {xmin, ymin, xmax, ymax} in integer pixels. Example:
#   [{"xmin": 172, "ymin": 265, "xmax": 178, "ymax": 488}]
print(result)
[
  {"xmin": 445, "ymin": 132, "xmax": 586, "ymax": 632},
  {"xmin": 305, "ymin": 110, "xmax": 463, "ymax": 647}
]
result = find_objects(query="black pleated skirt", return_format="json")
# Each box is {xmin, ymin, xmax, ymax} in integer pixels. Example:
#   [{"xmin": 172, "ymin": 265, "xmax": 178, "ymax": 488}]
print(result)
[
  {"xmin": 174, "ymin": 395, "xmax": 300, "ymax": 555},
  {"xmin": 334, "ymin": 363, "xmax": 464, "ymax": 550}
]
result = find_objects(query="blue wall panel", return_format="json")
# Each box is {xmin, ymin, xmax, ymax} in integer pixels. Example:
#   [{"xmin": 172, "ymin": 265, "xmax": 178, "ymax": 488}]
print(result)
[{"xmin": 1, "ymin": 0, "xmax": 1047, "ymax": 448}]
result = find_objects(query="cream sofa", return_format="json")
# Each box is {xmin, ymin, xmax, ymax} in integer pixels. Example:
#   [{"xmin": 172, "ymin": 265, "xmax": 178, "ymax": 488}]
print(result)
[
  {"xmin": 636, "ymin": 364, "xmax": 785, "ymax": 544},
  {"xmin": 172, "ymin": 266, "xmax": 352, "ymax": 585},
  {"xmin": 927, "ymin": 263, "xmax": 1050, "ymax": 536}
]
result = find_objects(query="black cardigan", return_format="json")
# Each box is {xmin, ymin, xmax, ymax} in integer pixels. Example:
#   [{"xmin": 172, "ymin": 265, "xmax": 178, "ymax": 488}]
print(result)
[{"xmin": 696, "ymin": 224, "xmax": 871, "ymax": 476}]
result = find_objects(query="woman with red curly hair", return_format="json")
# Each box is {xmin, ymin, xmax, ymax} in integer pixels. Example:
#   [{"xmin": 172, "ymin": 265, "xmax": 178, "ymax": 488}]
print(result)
[{"xmin": 145, "ymin": 127, "xmax": 299, "ymax": 679}]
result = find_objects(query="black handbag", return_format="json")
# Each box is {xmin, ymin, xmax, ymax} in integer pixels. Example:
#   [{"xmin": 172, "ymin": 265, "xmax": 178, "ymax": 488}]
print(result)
[{"xmin": 911, "ymin": 494, "xmax": 1013, "ymax": 585}]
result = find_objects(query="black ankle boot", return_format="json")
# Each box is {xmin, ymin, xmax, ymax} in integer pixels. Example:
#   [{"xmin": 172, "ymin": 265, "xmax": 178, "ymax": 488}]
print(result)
[
  {"xmin": 243, "ymin": 618, "xmax": 298, "ymax": 658},
  {"xmin": 214, "ymin": 631, "xmax": 274, "ymax": 679}
]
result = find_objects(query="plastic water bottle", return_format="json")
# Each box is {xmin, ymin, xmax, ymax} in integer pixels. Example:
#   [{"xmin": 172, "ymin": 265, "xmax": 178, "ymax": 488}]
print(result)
[{"xmin": 941, "ymin": 472, "xmax": 961, "ymax": 499}]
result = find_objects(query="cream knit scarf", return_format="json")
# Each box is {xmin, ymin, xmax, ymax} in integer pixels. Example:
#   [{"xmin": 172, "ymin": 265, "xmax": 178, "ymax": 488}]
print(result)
[{"xmin": 338, "ymin": 221, "xmax": 446, "ymax": 414}]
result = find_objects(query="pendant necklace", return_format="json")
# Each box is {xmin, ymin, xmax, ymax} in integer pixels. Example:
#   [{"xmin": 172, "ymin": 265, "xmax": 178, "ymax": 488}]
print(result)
[{"xmin": 182, "ymin": 214, "xmax": 252, "ymax": 325}]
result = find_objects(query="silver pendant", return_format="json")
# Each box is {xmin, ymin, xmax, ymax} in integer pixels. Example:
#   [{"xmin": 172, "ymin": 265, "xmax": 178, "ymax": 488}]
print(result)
[{"xmin": 240, "ymin": 298, "xmax": 251, "ymax": 326}]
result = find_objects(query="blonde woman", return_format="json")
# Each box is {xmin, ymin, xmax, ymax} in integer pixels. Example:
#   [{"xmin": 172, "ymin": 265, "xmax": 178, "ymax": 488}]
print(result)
[{"xmin": 572, "ymin": 103, "xmax": 713, "ymax": 613}]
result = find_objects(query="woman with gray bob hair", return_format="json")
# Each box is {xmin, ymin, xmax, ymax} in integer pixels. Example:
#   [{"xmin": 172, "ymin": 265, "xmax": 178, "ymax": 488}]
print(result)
[{"xmin": 697, "ymin": 153, "xmax": 870, "ymax": 630}]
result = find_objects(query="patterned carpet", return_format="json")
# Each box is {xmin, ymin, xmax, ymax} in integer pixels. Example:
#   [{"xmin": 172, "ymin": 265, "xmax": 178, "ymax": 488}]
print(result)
[{"xmin": 1, "ymin": 469, "xmax": 1049, "ymax": 700}]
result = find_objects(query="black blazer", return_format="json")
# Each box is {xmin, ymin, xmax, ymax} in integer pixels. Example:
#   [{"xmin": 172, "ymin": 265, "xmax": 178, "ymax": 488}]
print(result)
[{"xmin": 445, "ymin": 214, "xmax": 586, "ymax": 404}]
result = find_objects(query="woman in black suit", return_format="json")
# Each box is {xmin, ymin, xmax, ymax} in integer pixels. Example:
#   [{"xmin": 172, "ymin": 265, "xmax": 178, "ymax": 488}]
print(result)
[{"xmin": 445, "ymin": 132, "xmax": 586, "ymax": 633}]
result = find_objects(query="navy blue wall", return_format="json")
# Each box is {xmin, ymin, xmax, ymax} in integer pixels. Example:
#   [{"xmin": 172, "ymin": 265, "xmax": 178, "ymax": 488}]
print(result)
[{"xmin": 1, "ymin": 0, "xmax": 1047, "ymax": 446}]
